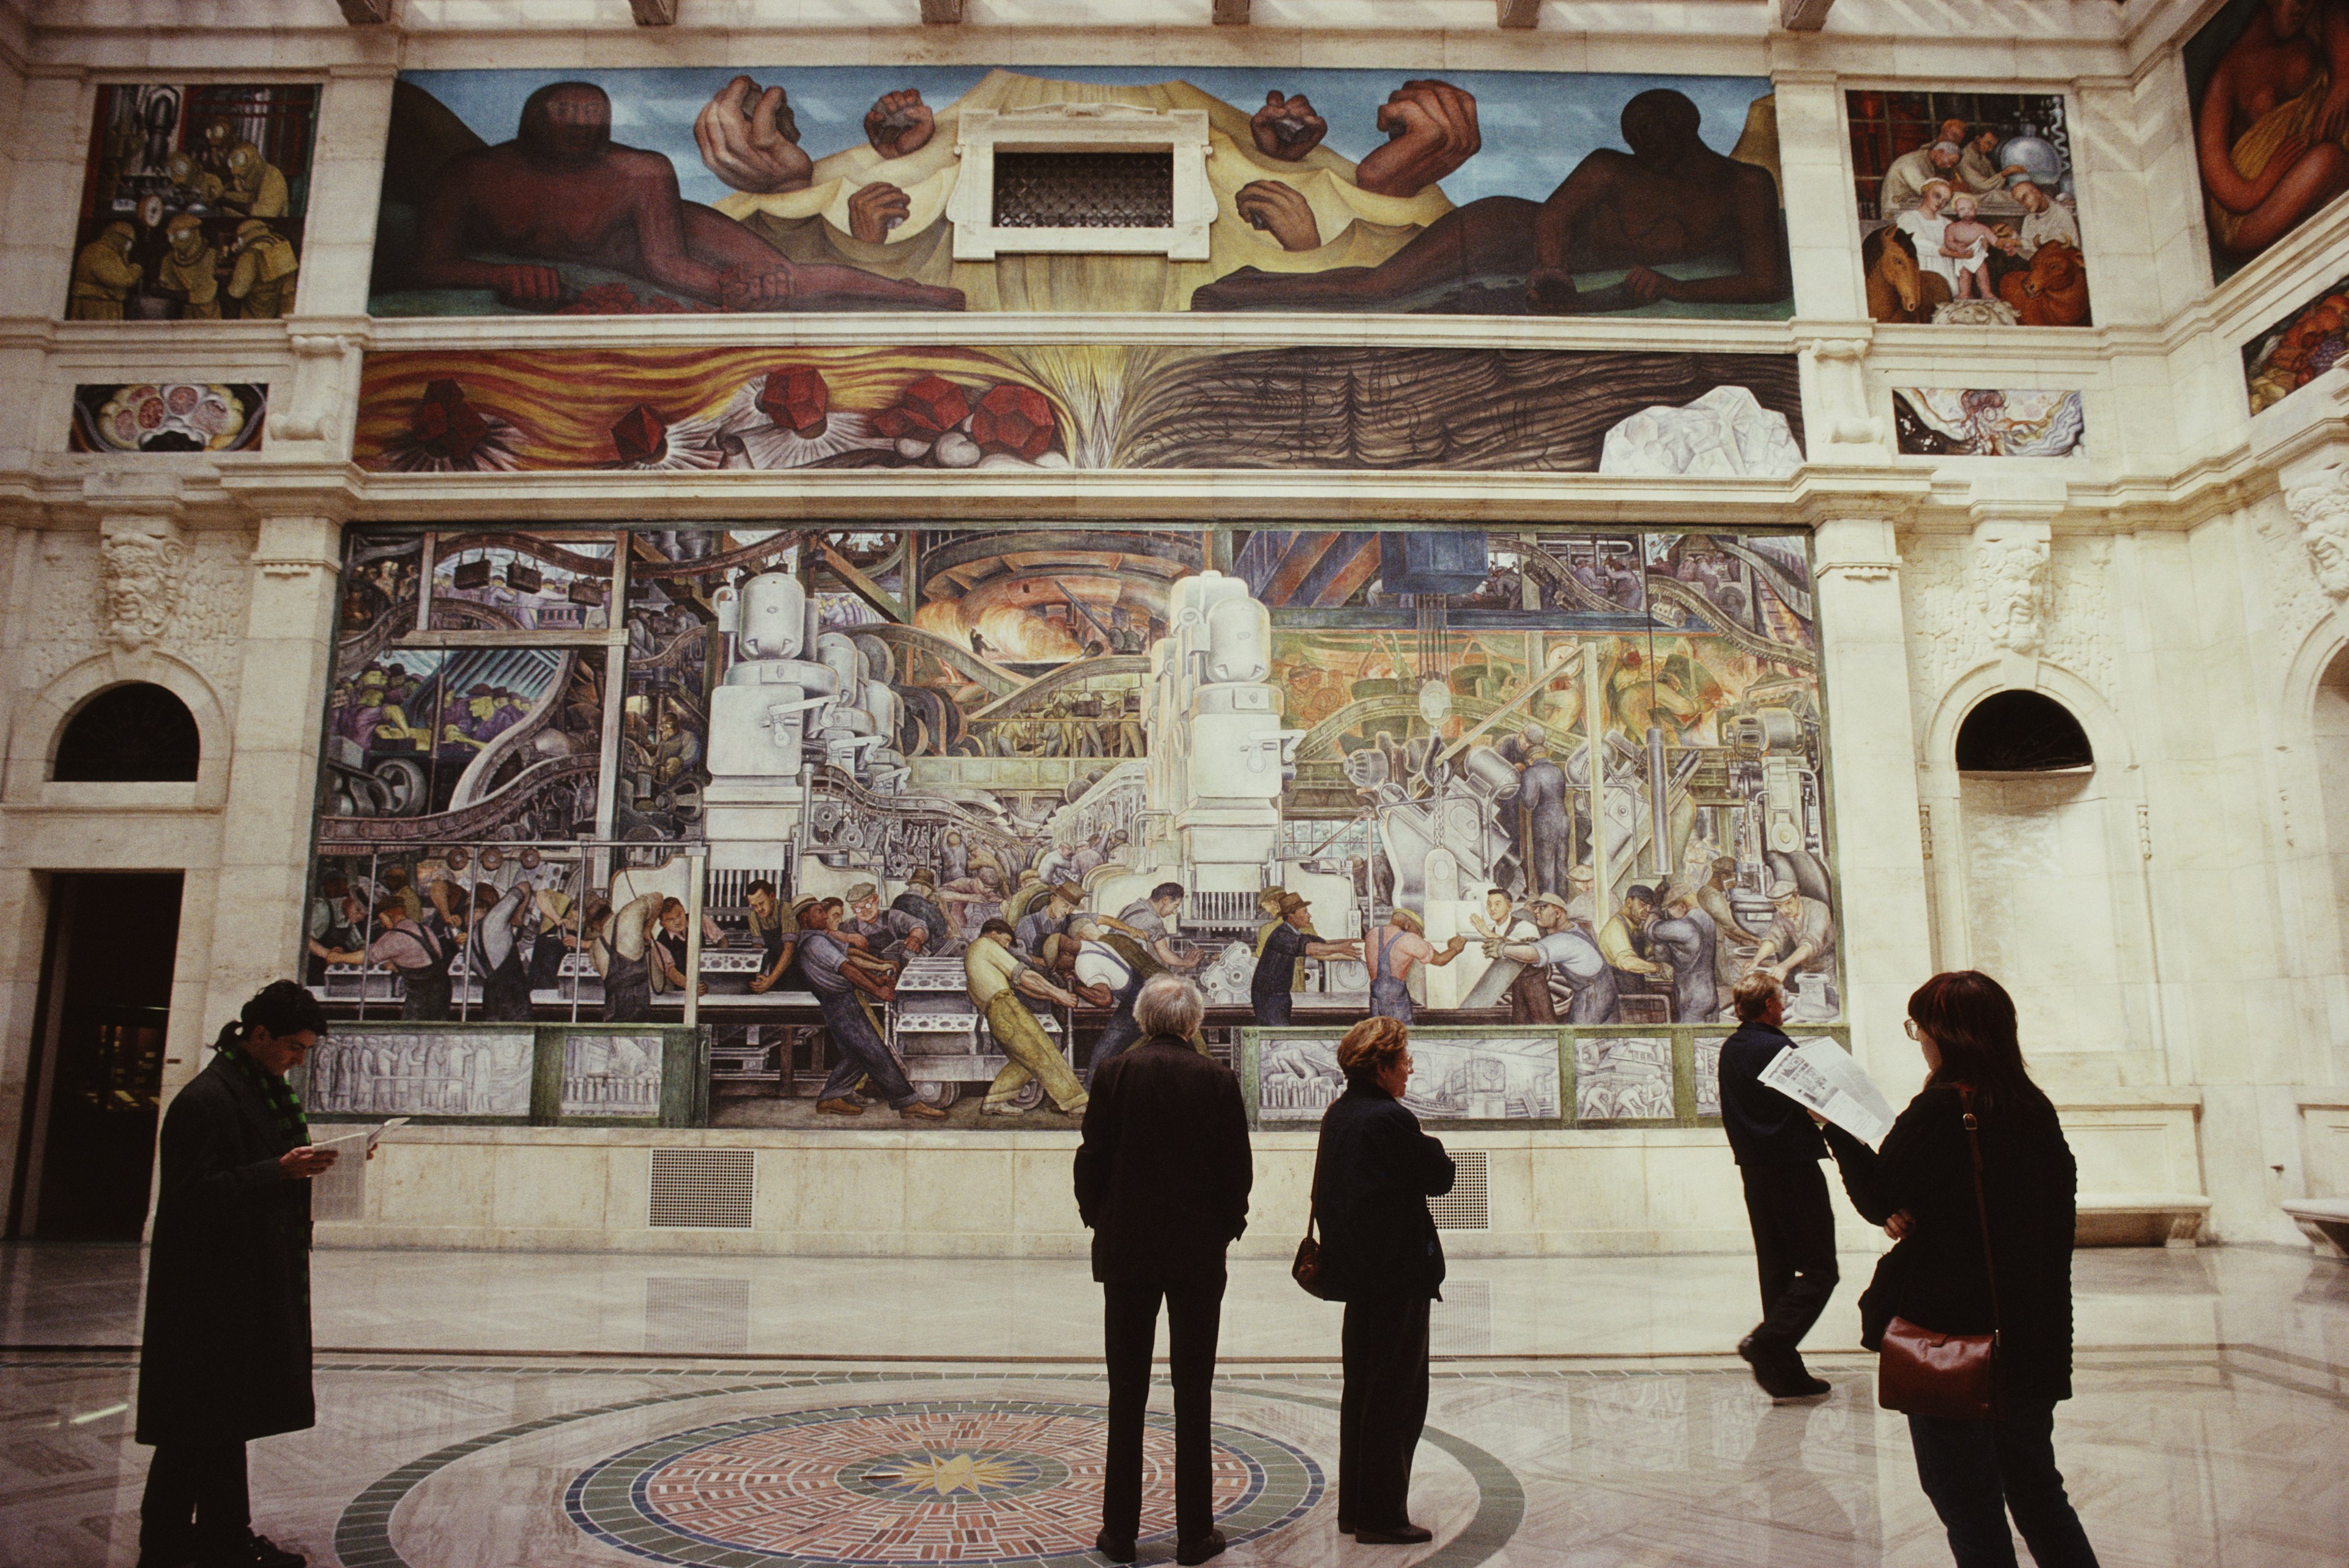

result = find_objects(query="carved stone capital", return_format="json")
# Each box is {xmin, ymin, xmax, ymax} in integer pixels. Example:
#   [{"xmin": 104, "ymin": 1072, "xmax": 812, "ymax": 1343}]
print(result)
[
  {"xmin": 2285, "ymin": 461, "xmax": 2349, "ymax": 601},
  {"xmin": 98, "ymin": 514, "xmax": 190, "ymax": 652}
]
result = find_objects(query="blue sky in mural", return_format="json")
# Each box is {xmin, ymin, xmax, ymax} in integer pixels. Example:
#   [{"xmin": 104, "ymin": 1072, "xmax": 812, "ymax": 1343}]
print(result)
[{"xmin": 404, "ymin": 65, "xmax": 1778, "ymax": 210}]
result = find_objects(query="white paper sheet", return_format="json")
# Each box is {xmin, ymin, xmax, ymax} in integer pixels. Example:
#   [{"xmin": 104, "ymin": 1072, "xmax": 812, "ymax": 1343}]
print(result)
[
  {"xmin": 1757, "ymin": 1041, "xmax": 1897, "ymax": 1147},
  {"xmin": 309, "ymin": 1117, "xmax": 410, "ymax": 1153}
]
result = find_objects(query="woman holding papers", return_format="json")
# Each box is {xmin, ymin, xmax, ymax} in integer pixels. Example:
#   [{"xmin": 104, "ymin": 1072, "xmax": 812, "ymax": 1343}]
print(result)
[
  {"xmin": 136, "ymin": 980, "xmax": 337, "ymax": 1568},
  {"xmin": 1822, "ymin": 970, "xmax": 2099, "ymax": 1568}
]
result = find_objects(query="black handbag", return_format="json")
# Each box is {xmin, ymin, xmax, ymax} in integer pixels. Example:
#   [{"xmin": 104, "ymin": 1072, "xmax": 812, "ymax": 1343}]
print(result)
[
  {"xmin": 1292, "ymin": 1177, "xmax": 1327, "ymax": 1299},
  {"xmin": 1877, "ymin": 1088, "xmax": 2003, "ymax": 1421}
]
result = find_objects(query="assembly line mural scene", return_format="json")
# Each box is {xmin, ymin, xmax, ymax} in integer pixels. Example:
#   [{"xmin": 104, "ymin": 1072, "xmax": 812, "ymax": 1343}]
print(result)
[
  {"xmin": 369, "ymin": 65, "xmax": 1792, "ymax": 319},
  {"xmin": 303, "ymin": 524, "xmax": 1838, "ymax": 1129}
]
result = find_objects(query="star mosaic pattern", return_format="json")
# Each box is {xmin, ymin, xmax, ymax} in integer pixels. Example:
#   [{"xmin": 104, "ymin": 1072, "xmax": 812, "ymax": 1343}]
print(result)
[{"xmin": 564, "ymin": 1399, "xmax": 1324, "ymax": 1567}]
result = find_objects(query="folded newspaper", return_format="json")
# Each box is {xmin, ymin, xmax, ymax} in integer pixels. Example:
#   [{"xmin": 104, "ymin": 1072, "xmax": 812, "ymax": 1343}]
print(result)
[
  {"xmin": 1757, "ymin": 1041, "xmax": 1898, "ymax": 1147},
  {"xmin": 309, "ymin": 1117, "xmax": 410, "ymax": 1153}
]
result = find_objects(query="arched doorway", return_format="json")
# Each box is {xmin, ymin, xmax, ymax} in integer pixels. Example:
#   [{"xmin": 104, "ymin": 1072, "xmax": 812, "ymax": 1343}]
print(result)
[{"xmin": 51, "ymin": 682, "xmax": 201, "ymax": 782}]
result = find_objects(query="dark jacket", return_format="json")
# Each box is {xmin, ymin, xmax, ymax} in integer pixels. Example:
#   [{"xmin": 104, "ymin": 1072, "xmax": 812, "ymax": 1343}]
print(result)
[
  {"xmin": 1310, "ymin": 1079, "xmax": 1455, "ymax": 1301},
  {"xmin": 1718, "ymin": 1021, "xmax": 1828, "ymax": 1165},
  {"xmin": 136, "ymin": 1053, "xmax": 317, "ymax": 1446},
  {"xmin": 1825, "ymin": 1083, "xmax": 2078, "ymax": 1403},
  {"xmin": 1072, "ymin": 1035, "xmax": 1253, "ymax": 1288}
]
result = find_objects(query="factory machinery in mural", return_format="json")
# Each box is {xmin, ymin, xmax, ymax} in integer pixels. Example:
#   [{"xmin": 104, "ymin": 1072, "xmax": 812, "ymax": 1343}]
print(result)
[
  {"xmin": 368, "ymin": 64, "xmax": 1792, "ymax": 320},
  {"xmin": 304, "ymin": 524, "xmax": 1841, "ymax": 1129}
]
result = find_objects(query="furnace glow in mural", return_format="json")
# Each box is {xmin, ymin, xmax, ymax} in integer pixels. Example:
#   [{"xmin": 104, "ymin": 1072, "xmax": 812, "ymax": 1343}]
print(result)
[
  {"xmin": 305, "ymin": 526, "xmax": 1838, "ymax": 1128},
  {"xmin": 369, "ymin": 65, "xmax": 1792, "ymax": 319}
]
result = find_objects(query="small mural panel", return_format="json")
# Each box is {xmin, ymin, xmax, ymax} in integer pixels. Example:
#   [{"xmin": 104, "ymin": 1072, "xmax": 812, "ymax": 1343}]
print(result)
[
  {"xmin": 2185, "ymin": 0, "xmax": 2349, "ymax": 284},
  {"xmin": 1891, "ymin": 388, "xmax": 2087, "ymax": 457},
  {"xmin": 2244, "ymin": 270, "xmax": 2349, "ymax": 414},
  {"xmin": 1573, "ymin": 1033, "xmax": 1677, "ymax": 1121},
  {"xmin": 69, "ymin": 382, "xmax": 266, "ymax": 453},
  {"xmin": 1255, "ymin": 1030, "xmax": 1561, "ymax": 1123},
  {"xmin": 353, "ymin": 346, "xmax": 1805, "ymax": 475},
  {"xmin": 303, "ymin": 1028, "xmax": 533, "ymax": 1117},
  {"xmin": 561, "ymin": 1033, "xmax": 665, "ymax": 1117},
  {"xmin": 1847, "ymin": 90, "xmax": 2088, "ymax": 327},
  {"xmin": 371, "ymin": 67, "xmax": 1792, "ymax": 321},
  {"xmin": 67, "ymin": 83, "xmax": 318, "ymax": 321}
]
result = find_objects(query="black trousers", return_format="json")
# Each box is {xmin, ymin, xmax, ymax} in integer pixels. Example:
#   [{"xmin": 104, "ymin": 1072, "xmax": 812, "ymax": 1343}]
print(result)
[
  {"xmin": 1740, "ymin": 1158, "xmax": 1840, "ymax": 1355},
  {"xmin": 1102, "ymin": 1280, "xmax": 1224, "ymax": 1545},
  {"xmin": 1909, "ymin": 1401, "xmax": 2101, "ymax": 1567},
  {"xmin": 141, "ymin": 1439, "xmax": 250, "ymax": 1559},
  {"xmin": 1338, "ymin": 1293, "xmax": 1432, "ymax": 1530}
]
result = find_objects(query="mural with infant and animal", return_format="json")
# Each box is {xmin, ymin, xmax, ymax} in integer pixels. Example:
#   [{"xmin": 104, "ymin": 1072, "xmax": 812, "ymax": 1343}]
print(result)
[
  {"xmin": 369, "ymin": 65, "xmax": 1795, "ymax": 319},
  {"xmin": 1848, "ymin": 90, "xmax": 2093, "ymax": 327}
]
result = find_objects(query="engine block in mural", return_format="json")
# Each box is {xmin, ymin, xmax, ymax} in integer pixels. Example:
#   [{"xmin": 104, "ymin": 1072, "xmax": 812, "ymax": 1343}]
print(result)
[{"xmin": 304, "ymin": 524, "xmax": 1840, "ymax": 1128}]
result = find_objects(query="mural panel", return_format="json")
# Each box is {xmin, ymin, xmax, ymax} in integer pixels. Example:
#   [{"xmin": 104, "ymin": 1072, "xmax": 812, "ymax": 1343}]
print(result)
[
  {"xmin": 371, "ymin": 67, "xmax": 1791, "ymax": 319},
  {"xmin": 1891, "ymin": 388, "xmax": 2087, "ymax": 457},
  {"xmin": 69, "ymin": 382, "xmax": 267, "ymax": 453},
  {"xmin": 304, "ymin": 524, "xmax": 1838, "ymax": 1128},
  {"xmin": 2244, "ymin": 269, "xmax": 2349, "ymax": 412},
  {"xmin": 1846, "ymin": 90, "xmax": 2088, "ymax": 327},
  {"xmin": 2186, "ymin": 0, "xmax": 2349, "ymax": 284},
  {"xmin": 353, "ymin": 346, "xmax": 1805, "ymax": 475},
  {"xmin": 68, "ymin": 83, "xmax": 317, "ymax": 321}
]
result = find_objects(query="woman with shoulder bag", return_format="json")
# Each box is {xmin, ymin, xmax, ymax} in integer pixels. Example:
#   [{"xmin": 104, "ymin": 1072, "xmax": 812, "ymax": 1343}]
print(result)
[
  {"xmin": 1303, "ymin": 1017, "xmax": 1455, "ymax": 1545},
  {"xmin": 1822, "ymin": 970, "xmax": 2100, "ymax": 1568}
]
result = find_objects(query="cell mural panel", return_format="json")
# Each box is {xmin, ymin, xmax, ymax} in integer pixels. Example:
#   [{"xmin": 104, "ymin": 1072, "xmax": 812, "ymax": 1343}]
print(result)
[
  {"xmin": 369, "ymin": 67, "xmax": 1793, "ymax": 321},
  {"xmin": 303, "ymin": 525, "xmax": 1840, "ymax": 1129}
]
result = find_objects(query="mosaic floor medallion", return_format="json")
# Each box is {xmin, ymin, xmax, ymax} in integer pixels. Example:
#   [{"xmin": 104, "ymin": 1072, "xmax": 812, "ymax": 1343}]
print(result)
[{"xmin": 563, "ymin": 1398, "xmax": 1324, "ymax": 1567}]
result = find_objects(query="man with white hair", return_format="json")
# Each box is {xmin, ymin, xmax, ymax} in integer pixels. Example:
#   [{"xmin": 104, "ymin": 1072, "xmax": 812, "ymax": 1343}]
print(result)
[
  {"xmin": 1073, "ymin": 975, "xmax": 1251, "ymax": 1568},
  {"xmin": 1876, "ymin": 137, "xmax": 1964, "ymax": 217}
]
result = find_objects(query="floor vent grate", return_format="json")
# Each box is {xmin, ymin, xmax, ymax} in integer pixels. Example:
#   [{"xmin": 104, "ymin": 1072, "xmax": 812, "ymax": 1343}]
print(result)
[
  {"xmin": 648, "ymin": 1148, "xmax": 755, "ymax": 1230},
  {"xmin": 1433, "ymin": 1277, "xmax": 1493, "ymax": 1354},
  {"xmin": 644, "ymin": 1276, "xmax": 751, "ymax": 1353},
  {"xmin": 1430, "ymin": 1150, "xmax": 1490, "ymax": 1231}
]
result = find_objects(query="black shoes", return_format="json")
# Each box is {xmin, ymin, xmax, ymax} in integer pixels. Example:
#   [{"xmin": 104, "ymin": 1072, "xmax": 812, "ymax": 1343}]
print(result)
[
  {"xmin": 248, "ymin": 1537, "xmax": 306, "ymax": 1568},
  {"xmin": 1092, "ymin": 1529, "xmax": 1137, "ymax": 1563},
  {"xmin": 1739, "ymin": 1334, "xmax": 1831, "ymax": 1402},
  {"xmin": 1176, "ymin": 1528, "xmax": 1228, "ymax": 1564},
  {"xmin": 1354, "ymin": 1522, "xmax": 1436, "ymax": 1544}
]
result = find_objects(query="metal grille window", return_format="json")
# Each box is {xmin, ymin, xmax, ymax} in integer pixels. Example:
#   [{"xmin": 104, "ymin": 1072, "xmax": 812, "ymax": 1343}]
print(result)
[
  {"xmin": 648, "ymin": 1148, "xmax": 755, "ymax": 1229},
  {"xmin": 993, "ymin": 151, "xmax": 1173, "ymax": 229},
  {"xmin": 1429, "ymin": 1150, "xmax": 1490, "ymax": 1230}
]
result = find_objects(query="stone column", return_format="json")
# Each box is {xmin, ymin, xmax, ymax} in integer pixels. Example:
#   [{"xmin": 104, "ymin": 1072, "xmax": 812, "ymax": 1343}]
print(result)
[
  {"xmin": 201, "ymin": 511, "xmax": 342, "ymax": 1033},
  {"xmin": 1813, "ymin": 513, "xmax": 1935, "ymax": 1081}
]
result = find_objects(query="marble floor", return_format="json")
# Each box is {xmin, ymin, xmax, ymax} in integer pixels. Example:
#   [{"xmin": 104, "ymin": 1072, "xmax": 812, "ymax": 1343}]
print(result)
[{"xmin": 0, "ymin": 1244, "xmax": 2342, "ymax": 1568}]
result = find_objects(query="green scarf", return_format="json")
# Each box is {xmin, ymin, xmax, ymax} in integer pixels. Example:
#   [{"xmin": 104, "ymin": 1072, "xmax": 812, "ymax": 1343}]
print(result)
[{"xmin": 217, "ymin": 1039, "xmax": 310, "ymax": 1148}]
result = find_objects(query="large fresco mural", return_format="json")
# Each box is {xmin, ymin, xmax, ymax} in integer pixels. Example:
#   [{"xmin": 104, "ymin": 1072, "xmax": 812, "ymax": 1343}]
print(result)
[
  {"xmin": 1846, "ymin": 90, "xmax": 2090, "ymax": 327},
  {"xmin": 370, "ymin": 66, "xmax": 1792, "ymax": 319},
  {"xmin": 352, "ymin": 345, "xmax": 1805, "ymax": 475},
  {"xmin": 67, "ymin": 83, "xmax": 317, "ymax": 321},
  {"xmin": 2186, "ymin": 0, "xmax": 2349, "ymax": 285},
  {"xmin": 303, "ymin": 524, "xmax": 1839, "ymax": 1129}
]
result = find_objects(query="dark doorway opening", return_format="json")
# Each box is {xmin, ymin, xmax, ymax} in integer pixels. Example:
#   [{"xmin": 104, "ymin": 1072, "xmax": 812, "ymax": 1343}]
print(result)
[
  {"xmin": 52, "ymin": 683, "xmax": 201, "ymax": 782},
  {"xmin": 1955, "ymin": 689, "xmax": 2094, "ymax": 773},
  {"xmin": 10, "ymin": 873, "xmax": 185, "ymax": 1239}
]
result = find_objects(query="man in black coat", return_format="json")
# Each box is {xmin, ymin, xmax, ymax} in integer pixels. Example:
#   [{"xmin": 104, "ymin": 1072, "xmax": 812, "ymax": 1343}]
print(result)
[
  {"xmin": 1718, "ymin": 970, "xmax": 1836, "ymax": 1400},
  {"xmin": 138, "ymin": 981, "xmax": 338, "ymax": 1568},
  {"xmin": 1072, "ymin": 975, "xmax": 1252, "ymax": 1567}
]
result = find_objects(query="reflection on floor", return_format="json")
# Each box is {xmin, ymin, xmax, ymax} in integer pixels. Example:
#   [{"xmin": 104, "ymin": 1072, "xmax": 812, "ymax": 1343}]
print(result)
[{"xmin": 1, "ymin": 1245, "xmax": 2342, "ymax": 1567}]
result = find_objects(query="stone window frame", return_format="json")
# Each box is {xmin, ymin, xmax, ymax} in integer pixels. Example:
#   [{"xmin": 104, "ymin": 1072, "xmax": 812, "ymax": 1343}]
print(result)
[{"xmin": 946, "ymin": 103, "xmax": 1215, "ymax": 262}]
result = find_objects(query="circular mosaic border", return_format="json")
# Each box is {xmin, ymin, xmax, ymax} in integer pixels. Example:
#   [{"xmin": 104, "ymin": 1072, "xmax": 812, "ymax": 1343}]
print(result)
[
  {"xmin": 333, "ymin": 1373, "xmax": 1524, "ymax": 1568},
  {"xmin": 563, "ymin": 1399, "xmax": 1312, "ymax": 1567}
]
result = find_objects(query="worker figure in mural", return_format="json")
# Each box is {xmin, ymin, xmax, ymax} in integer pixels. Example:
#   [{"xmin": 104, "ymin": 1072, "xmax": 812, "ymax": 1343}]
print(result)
[
  {"xmin": 963, "ymin": 918, "xmax": 1089, "ymax": 1117},
  {"xmin": 801, "ymin": 899, "xmax": 946, "ymax": 1121},
  {"xmin": 1499, "ymin": 894, "xmax": 1618, "ymax": 1024},
  {"xmin": 410, "ymin": 81, "xmax": 965, "ymax": 313},
  {"xmin": 1190, "ymin": 88, "xmax": 1789, "ymax": 314}
]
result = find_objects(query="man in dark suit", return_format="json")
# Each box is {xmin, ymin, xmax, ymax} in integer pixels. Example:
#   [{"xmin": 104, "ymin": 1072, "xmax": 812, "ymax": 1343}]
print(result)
[
  {"xmin": 1718, "ymin": 970, "xmax": 1836, "ymax": 1400},
  {"xmin": 1072, "ymin": 975, "xmax": 1253, "ymax": 1566}
]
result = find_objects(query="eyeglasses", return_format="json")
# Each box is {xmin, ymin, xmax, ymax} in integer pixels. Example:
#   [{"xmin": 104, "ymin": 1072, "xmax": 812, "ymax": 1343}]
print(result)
[{"xmin": 1903, "ymin": 1018, "xmax": 1923, "ymax": 1040}]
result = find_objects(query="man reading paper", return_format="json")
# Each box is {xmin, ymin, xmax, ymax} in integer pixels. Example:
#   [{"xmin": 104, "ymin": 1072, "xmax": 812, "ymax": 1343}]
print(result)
[{"xmin": 1718, "ymin": 972, "xmax": 1837, "ymax": 1402}]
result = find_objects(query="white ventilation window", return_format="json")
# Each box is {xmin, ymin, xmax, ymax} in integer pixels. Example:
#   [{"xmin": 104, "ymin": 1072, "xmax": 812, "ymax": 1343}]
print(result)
[
  {"xmin": 1430, "ymin": 1150, "xmax": 1490, "ymax": 1231},
  {"xmin": 949, "ymin": 105, "xmax": 1214, "ymax": 261},
  {"xmin": 648, "ymin": 1148, "xmax": 755, "ymax": 1230}
]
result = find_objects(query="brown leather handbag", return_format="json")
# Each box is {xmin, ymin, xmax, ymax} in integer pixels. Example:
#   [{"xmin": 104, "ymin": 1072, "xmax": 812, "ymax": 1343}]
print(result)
[
  {"xmin": 1877, "ymin": 1089, "xmax": 2003, "ymax": 1421},
  {"xmin": 1293, "ymin": 1182, "xmax": 1327, "ymax": 1299}
]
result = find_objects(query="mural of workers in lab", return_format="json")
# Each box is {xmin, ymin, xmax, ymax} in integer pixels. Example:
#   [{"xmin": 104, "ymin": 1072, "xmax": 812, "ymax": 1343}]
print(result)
[
  {"xmin": 306, "ymin": 524, "xmax": 1837, "ymax": 1124},
  {"xmin": 1847, "ymin": 90, "xmax": 2090, "ymax": 327},
  {"xmin": 369, "ymin": 65, "xmax": 1789, "ymax": 319},
  {"xmin": 67, "ymin": 83, "xmax": 317, "ymax": 320},
  {"xmin": 2186, "ymin": 0, "xmax": 2349, "ymax": 284}
]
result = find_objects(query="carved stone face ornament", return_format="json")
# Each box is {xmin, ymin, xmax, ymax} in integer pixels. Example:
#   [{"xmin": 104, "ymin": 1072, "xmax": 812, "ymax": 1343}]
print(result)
[
  {"xmin": 2288, "ymin": 470, "xmax": 2349, "ymax": 600},
  {"xmin": 1973, "ymin": 531, "xmax": 2048, "ymax": 655},
  {"xmin": 99, "ymin": 520, "xmax": 189, "ymax": 651}
]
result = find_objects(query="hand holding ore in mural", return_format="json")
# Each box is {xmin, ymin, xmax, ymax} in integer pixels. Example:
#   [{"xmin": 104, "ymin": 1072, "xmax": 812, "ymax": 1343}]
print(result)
[
  {"xmin": 848, "ymin": 181, "xmax": 913, "ymax": 243},
  {"xmin": 1249, "ymin": 91, "xmax": 1328, "ymax": 162},
  {"xmin": 694, "ymin": 75, "xmax": 813, "ymax": 195},
  {"xmin": 863, "ymin": 89, "xmax": 935, "ymax": 160},
  {"xmin": 1354, "ymin": 78, "xmax": 1482, "ymax": 198},
  {"xmin": 1234, "ymin": 180, "xmax": 1321, "ymax": 251}
]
